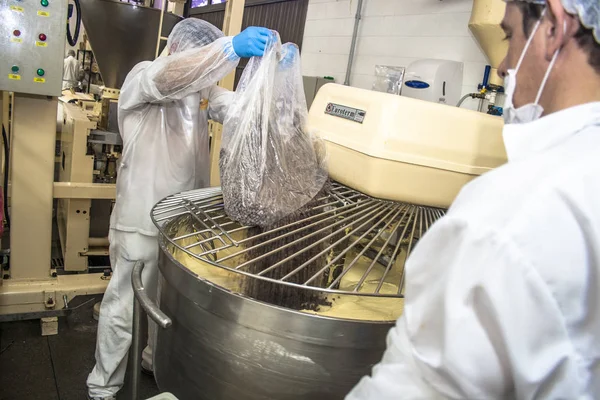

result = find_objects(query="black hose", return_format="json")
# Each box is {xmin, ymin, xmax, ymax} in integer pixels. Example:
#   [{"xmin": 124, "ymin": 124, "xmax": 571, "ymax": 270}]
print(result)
[
  {"xmin": 1, "ymin": 124, "xmax": 9, "ymax": 229},
  {"xmin": 66, "ymin": 0, "xmax": 81, "ymax": 47}
]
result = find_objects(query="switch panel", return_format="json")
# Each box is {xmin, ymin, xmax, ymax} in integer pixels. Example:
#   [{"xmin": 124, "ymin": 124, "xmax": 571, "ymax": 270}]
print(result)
[{"xmin": 0, "ymin": 0, "xmax": 68, "ymax": 96}]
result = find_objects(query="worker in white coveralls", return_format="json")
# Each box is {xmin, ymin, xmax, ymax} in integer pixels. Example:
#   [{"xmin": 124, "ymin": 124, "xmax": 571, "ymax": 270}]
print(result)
[
  {"xmin": 347, "ymin": 0, "xmax": 600, "ymax": 398},
  {"xmin": 62, "ymin": 49, "xmax": 83, "ymax": 90},
  {"xmin": 87, "ymin": 18, "xmax": 276, "ymax": 400}
]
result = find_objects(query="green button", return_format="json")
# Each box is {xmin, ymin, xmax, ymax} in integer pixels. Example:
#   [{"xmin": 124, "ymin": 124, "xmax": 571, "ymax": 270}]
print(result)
[
  {"xmin": 11, "ymin": 65, "xmax": 19, "ymax": 73},
  {"xmin": 40, "ymin": 0, "xmax": 49, "ymax": 6},
  {"xmin": 36, "ymin": 68, "xmax": 45, "ymax": 76}
]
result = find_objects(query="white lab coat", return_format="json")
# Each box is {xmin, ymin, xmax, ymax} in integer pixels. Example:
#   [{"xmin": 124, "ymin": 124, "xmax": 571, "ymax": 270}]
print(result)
[
  {"xmin": 110, "ymin": 36, "xmax": 239, "ymax": 236},
  {"xmin": 62, "ymin": 55, "xmax": 82, "ymax": 90},
  {"xmin": 347, "ymin": 102, "xmax": 600, "ymax": 399},
  {"xmin": 87, "ymin": 37, "xmax": 239, "ymax": 398}
]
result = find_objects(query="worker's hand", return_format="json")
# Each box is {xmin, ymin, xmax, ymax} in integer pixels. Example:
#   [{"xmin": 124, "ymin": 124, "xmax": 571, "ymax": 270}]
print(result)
[
  {"xmin": 232, "ymin": 27, "xmax": 275, "ymax": 58},
  {"xmin": 279, "ymin": 43, "xmax": 299, "ymax": 69}
]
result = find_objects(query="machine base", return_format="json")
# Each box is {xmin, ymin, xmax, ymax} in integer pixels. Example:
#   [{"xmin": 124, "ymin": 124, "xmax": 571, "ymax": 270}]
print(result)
[{"xmin": 0, "ymin": 272, "xmax": 107, "ymax": 317}]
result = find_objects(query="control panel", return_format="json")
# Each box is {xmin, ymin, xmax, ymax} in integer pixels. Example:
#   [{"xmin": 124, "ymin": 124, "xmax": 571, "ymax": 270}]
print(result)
[{"xmin": 0, "ymin": 0, "xmax": 68, "ymax": 96}]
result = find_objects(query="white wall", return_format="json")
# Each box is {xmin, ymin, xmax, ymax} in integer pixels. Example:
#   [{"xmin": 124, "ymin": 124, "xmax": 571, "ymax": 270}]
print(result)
[{"xmin": 301, "ymin": 0, "xmax": 493, "ymax": 111}]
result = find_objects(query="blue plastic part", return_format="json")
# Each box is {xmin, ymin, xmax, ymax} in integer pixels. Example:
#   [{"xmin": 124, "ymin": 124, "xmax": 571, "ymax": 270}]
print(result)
[
  {"xmin": 482, "ymin": 65, "xmax": 491, "ymax": 88},
  {"xmin": 405, "ymin": 80, "xmax": 430, "ymax": 89}
]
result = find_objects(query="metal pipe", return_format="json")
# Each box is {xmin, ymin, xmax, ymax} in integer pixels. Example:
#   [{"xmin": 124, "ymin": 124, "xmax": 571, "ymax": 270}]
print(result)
[
  {"xmin": 344, "ymin": 0, "xmax": 364, "ymax": 86},
  {"xmin": 128, "ymin": 295, "xmax": 143, "ymax": 400},
  {"xmin": 128, "ymin": 262, "xmax": 172, "ymax": 400},
  {"xmin": 132, "ymin": 262, "xmax": 172, "ymax": 328}
]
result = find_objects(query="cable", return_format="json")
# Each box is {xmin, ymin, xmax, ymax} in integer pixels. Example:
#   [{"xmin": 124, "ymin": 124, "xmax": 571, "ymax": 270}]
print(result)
[
  {"xmin": 66, "ymin": 0, "xmax": 81, "ymax": 47},
  {"xmin": 1, "ymin": 124, "xmax": 9, "ymax": 228}
]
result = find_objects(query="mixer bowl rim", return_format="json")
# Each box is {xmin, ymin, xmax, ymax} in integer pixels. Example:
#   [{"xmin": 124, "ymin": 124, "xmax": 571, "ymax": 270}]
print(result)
[
  {"xmin": 158, "ymin": 234, "xmax": 398, "ymax": 326},
  {"xmin": 150, "ymin": 188, "xmax": 410, "ymax": 300}
]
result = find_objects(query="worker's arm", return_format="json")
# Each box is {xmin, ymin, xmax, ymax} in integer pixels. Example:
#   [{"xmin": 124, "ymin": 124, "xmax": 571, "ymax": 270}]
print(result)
[
  {"xmin": 207, "ymin": 85, "xmax": 235, "ymax": 124},
  {"xmin": 120, "ymin": 37, "xmax": 239, "ymax": 110},
  {"xmin": 347, "ymin": 217, "xmax": 572, "ymax": 399}
]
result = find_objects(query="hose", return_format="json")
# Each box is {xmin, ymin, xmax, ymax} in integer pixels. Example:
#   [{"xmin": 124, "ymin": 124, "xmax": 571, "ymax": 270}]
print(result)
[
  {"xmin": 1, "ymin": 124, "xmax": 10, "ymax": 228},
  {"xmin": 66, "ymin": 0, "xmax": 81, "ymax": 47},
  {"xmin": 456, "ymin": 93, "xmax": 483, "ymax": 108}
]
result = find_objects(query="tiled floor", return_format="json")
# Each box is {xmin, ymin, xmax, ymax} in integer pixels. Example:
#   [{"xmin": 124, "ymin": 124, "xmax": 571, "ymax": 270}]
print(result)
[{"xmin": 0, "ymin": 295, "xmax": 159, "ymax": 400}]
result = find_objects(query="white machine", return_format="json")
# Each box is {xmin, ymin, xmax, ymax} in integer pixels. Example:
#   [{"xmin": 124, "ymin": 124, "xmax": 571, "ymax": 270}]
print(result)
[
  {"xmin": 402, "ymin": 59, "xmax": 464, "ymax": 106},
  {"xmin": 0, "ymin": 0, "xmax": 111, "ymax": 325}
]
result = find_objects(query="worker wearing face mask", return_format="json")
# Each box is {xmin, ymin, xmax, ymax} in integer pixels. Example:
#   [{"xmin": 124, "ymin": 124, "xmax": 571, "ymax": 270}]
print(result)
[
  {"xmin": 87, "ymin": 18, "xmax": 274, "ymax": 400},
  {"xmin": 62, "ymin": 49, "xmax": 83, "ymax": 90},
  {"xmin": 347, "ymin": 0, "xmax": 600, "ymax": 398}
]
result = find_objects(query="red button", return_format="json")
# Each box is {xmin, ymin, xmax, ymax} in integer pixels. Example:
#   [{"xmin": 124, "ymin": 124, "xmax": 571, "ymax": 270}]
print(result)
[
  {"xmin": 13, "ymin": 29, "xmax": 21, "ymax": 37},
  {"xmin": 38, "ymin": 33, "xmax": 47, "ymax": 41}
]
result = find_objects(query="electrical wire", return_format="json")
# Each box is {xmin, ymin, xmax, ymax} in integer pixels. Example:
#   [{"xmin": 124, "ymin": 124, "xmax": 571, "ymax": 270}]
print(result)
[
  {"xmin": 1, "ymin": 124, "xmax": 9, "ymax": 228},
  {"xmin": 66, "ymin": 0, "xmax": 81, "ymax": 47}
]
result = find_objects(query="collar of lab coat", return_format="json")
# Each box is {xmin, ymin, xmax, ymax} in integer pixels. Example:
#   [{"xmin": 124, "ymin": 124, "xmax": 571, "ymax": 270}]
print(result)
[{"xmin": 502, "ymin": 102, "xmax": 600, "ymax": 162}]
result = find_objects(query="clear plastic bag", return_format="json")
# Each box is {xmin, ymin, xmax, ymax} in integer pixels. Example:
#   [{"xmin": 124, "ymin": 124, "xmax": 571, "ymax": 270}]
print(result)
[
  {"xmin": 372, "ymin": 65, "xmax": 405, "ymax": 95},
  {"xmin": 220, "ymin": 35, "xmax": 328, "ymax": 227}
]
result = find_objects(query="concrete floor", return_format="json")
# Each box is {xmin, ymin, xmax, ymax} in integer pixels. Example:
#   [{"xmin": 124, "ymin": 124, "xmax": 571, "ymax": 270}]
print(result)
[{"xmin": 0, "ymin": 295, "xmax": 159, "ymax": 400}]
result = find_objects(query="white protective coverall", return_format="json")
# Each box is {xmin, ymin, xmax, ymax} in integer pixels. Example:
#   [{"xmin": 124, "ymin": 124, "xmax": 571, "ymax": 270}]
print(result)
[
  {"xmin": 347, "ymin": 102, "xmax": 600, "ymax": 399},
  {"xmin": 62, "ymin": 54, "xmax": 82, "ymax": 90},
  {"xmin": 87, "ymin": 20, "xmax": 239, "ymax": 399}
]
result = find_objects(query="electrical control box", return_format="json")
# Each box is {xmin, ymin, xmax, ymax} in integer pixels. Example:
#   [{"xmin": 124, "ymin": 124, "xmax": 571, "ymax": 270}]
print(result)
[{"xmin": 0, "ymin": 0, "xmax": 68, "ymax": 96}]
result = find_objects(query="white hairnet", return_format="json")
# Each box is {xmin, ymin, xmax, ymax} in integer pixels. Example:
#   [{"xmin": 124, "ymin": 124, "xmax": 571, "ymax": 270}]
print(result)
[
  {"xmin": 166, "ymin": 18, "xmax": 225, "ymax": 54},
  {"xmin": 505, "ymin": 0, "xmax": 599, "ymax": 43}
]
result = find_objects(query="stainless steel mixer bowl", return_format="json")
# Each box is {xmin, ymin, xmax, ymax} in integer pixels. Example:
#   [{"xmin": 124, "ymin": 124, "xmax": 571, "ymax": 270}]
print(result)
[{"xmin": 154, "ymin": 237, "xmax": 393, "ymax": 400}]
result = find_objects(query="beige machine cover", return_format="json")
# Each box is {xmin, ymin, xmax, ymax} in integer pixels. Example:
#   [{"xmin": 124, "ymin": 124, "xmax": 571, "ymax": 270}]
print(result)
[
  {"xmin": 469, "ymin": 0, "xmax": 507, "ymax": 86},
  {"xmin": 308, "ymin": 84, "xmax": 507, "ymax": 208}
]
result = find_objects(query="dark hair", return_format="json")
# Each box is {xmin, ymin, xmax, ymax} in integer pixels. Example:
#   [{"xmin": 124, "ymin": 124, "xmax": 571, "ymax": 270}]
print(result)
[{"xmin": 517, "ymin": 2, "xmax": 600, "ymax": 74}]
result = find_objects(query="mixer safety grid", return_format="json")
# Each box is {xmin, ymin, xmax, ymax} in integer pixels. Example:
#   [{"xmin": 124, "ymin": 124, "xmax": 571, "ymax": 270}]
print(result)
[{"xmin": 151, "ymin": 182, "xmax": 445, "ymax": 298}]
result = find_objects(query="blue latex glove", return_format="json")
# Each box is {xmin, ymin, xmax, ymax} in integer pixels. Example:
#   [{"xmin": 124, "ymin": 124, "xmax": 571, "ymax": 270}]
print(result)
[
  {"xmin": 279, "ymin": 43, "xmax": 299, "ymax": 69},
  {"xmin": 232, "ymin": 27, "xmax": 273, "ymax": 58}
]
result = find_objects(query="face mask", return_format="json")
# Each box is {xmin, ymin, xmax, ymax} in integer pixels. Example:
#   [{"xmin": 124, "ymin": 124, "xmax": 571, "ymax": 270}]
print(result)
[{"xmin": 503, "ymin": 9, "xmax": 561, "ymax": 125}]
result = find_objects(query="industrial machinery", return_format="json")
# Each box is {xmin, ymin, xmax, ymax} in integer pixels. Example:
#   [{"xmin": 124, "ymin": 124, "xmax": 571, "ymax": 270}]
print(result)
[
  {"xmin": 310, "ymin": 84, "xmax": 506, "ymax": 208},
  {"xmin": 0, "ymin": 0, "xmax": 110, "ymax": 319},
  {"xmin": 137, "ymin": 77, "xmax": 507, "ymax": 400},
  {"xmin": 0, "ymin": 0, "xmax": 181, "ymax": 322},
  {"xmin": 402, "ymin": 59, "xmax": 464, "ymax": 106},
  {"xmin": 146, "ymin": 183, "xmax": 443, "ymax": 399}
]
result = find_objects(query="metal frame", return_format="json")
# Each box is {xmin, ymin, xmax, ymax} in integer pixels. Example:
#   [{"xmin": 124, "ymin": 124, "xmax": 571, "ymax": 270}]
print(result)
[
  {"xmin": 0, "ymin": 94, "xmax": 111, "ymax": 318},
  {"xmin": 208, "ymin": 0, "xmax": 245, "ymax": 186}
]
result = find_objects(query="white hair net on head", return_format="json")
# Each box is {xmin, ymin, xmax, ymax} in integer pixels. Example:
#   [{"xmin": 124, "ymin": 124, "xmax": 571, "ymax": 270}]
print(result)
[
  {"xmin": 505, "ymin": 0, "xmax": 599, "ymax": 43},
  {"xmin": 166, "ymin": 18, "xmax": 225, "ymax": 54}
]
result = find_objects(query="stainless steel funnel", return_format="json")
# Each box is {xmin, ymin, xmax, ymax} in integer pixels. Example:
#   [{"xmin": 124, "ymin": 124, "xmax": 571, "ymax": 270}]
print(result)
[{"xmin": 79, "ymin": 0, "xmax": 182, "ymax": 89}]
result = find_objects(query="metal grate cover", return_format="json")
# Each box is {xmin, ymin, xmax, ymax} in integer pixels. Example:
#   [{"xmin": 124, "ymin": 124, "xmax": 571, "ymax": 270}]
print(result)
[{"xmin": 152, "ymin": 182, "xmax": 445, "ymax": 298}]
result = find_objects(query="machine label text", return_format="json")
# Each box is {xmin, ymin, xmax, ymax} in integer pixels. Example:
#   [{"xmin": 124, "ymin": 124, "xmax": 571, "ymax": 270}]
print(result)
[{"xmin": 325, "ymin": 103, "xmax": 366, "ymax": 124}]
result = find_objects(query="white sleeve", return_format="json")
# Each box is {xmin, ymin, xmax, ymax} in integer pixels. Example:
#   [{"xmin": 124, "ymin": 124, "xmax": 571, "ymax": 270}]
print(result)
[
  {"xmin": 207, "ymin": 85, "xmax": 235, "ymax": 124},
  {"xmin": 119, "ymin": 36, "xmax": 240, "ymax": 111},
  {"xmin": 347, "ymin": 217, "xmax": 573, "ymax": 399}
]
